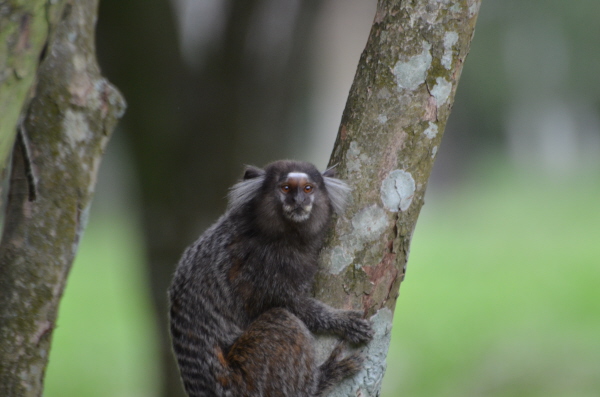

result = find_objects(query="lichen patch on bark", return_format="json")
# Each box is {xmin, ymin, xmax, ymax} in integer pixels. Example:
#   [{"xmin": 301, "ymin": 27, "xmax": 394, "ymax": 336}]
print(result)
[
  {"xmin": 322, "ymin": 205, "xmax": 389, "ymax": 274},
  {"xmin": 392, "ymin": 41, "xmax": 432, "ymax": 91},
  {"xmin": 423, "ymin": 122, "xmax": 439, "ymax": 139},
  {"xmin": 380, "ymin": 169, "xmax": 416, "ymax": 212},
  {"xmin": 430, "ymin": 76, "xmax": 453, "ymax": 108},
  {"xmin": 442, "ymin": 31, "xmax": 459, "ymax": 69}
]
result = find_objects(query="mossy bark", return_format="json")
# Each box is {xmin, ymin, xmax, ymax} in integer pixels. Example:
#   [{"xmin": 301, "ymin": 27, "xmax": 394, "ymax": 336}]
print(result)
[
  {"xmin": 0, "ymin": 0, "xmax": 69, "ymax": 177},
  {"xmin": 0, "ymin": 1, "xmax": 125, "ymax": 395},
  {"xmin": 316, "ymin": 1, "xmax": 481, "ymax": 395}
]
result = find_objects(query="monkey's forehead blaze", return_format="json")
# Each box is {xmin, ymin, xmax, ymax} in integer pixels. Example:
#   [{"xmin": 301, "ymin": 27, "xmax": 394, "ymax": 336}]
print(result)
[{"xmin": 279, "ymin": 172, "xmax": 313, "ymax": 187}]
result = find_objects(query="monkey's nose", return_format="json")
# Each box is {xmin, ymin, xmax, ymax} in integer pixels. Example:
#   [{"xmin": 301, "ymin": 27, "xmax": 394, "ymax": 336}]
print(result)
[{"xmin": 294, "ymin": 193, "xmax": 306, "ymax": 205}]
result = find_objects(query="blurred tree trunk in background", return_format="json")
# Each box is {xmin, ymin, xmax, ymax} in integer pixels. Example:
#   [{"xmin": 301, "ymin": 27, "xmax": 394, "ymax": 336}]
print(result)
[
  {"xmin": 316, "ymin": 1, "xmax": 481, "ymax": 395},
  {"xmin": 0, "ymin": 1, "xmax": 125, "ymax": 395},
  {"xmin": 96, "ymin": 0, "xmax": 322, "ymax": 395}
]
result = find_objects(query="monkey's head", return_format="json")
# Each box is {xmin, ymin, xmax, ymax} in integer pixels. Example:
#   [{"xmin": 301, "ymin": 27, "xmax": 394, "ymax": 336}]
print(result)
[{"xmin": 228, "ymin": 160, "xmax": 350, "ymax": 235}]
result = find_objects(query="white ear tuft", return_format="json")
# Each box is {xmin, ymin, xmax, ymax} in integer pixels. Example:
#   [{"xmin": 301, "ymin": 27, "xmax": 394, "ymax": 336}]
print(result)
[
  {"xmin": 227, "ymin": 167, "xmax": 265, "ymax": 213},
  {"xmin": 323, "ymin": 176, "xmax": 351, "ymax": 214}
]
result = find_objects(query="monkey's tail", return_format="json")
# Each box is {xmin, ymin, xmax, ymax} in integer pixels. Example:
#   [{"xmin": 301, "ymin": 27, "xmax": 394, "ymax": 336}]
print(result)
[{"xmin": 315, "ymin": 343, "xmax": 364, "ymax": 396}]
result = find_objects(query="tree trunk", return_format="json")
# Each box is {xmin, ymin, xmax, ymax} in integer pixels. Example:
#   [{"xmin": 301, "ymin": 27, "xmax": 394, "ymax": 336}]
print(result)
[
  {"xmin": 0, "ymin": 1, "xmax": 125, "ymax": 395},
  {"xmin": 316, "ymin": 1, "xmax": 481, "ymax": 395}
]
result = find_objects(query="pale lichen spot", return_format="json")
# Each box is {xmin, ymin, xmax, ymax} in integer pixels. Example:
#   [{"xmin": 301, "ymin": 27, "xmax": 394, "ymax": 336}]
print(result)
[
  {"xmin": 63, "ymin": 109, "xmax": 90, "ymax": 147},
  {"xmin": 325, "ymin": 246, "xmax": 356, "ymax": 275},
  {"xmin": 469, "ymin": 2, "xmax": 481, "ymax": 17},
  {"xmin": 378, "ymin": 114, "xmax": 388, "ymax": 124},
  {"xmin": 442, "ymin": 32, "xmax": 459, "ymax": 69},
  {"xmin": 346, "ymin": 141, "xmax": 363, "ymax": 175},
  {"xmin": 392, "ymin": 41, "xmax": 432, "ymax": 91},
  {"xmin": 322, "ymin": 205, "xmax": 387, "ymax": 275},
  {"xmin": 351, "ymin": 205, "xmax": 388, "ymax": 242},
  {"xmin": 424, "ymin": 122, "xmax": 438, "ymax": 139},
  {"xmin": 430, "ymin": 77, "xmax": 453, "ymax": 108},
  {"xmin": 377, "ymin": 87, "xmax": 391, "ymax": 99},
  {"xmin": 450, "ymin": 3, "xmax": 462, "ymax": 13},
  {"xmin": 380, "ymin": 169, "xmax": 415, "ymax": 212}
]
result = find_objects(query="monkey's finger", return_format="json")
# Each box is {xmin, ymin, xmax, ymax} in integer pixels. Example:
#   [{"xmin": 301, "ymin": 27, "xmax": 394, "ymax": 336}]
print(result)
[{"xmin": 343, "ymin": 318, "xmax": 374, "ymax": 344}]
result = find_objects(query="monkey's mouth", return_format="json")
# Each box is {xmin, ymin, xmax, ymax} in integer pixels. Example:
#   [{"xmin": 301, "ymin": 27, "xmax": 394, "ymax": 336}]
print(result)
[{"xmin": 283, "ymin": 204, "xmax": 312, "ymax": 222}]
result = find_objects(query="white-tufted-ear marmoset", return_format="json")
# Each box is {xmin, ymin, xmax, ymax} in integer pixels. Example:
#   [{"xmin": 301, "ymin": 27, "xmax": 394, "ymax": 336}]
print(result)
[{"xmin": 169, "ymin": 160, "xmax": 373, "ymax": 397}]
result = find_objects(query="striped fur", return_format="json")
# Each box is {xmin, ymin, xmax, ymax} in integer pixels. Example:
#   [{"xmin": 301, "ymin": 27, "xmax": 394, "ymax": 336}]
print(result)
[{"xmin": 169, "ymin": 160, "xmax": 373, "ymax": 396}]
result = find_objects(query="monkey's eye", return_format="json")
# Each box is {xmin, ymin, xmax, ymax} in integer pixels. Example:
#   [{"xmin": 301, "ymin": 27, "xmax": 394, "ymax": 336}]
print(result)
[
  {"xmin": 281, "ymin": 185, "xmax": 291, "ymax": 193},
  {"xmin": 303, "ymin": 184, "xmax": 314, "ymax": 194}
]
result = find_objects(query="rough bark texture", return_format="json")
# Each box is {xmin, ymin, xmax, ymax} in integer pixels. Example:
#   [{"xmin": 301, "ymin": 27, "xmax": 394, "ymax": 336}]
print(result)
[
  {"xmin": 0, "ymin": 1, "xmax": 125, "ymax": 395},
  {"xmin": 0, "ymin": 1, "xmax": 69, "ymax": 179},
  {"xmin": 315, "ymin": 1, "xmax": 481, "ymax": 395}
]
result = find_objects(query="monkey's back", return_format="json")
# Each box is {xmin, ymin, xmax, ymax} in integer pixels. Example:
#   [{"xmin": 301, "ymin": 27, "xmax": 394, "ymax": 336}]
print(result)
[{"xmin": 169, "ymin": 215, "xmax": 246, "ymax": 395}]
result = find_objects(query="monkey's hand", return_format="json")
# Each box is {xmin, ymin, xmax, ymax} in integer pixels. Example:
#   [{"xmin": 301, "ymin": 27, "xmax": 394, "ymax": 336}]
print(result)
[
  {"xmin": 289, "ymin": 298, "xmax": 373, "ymax": 344},
  {"xmin": 337, "ymin": 310, "xmax": 374, "ymax": 344}
]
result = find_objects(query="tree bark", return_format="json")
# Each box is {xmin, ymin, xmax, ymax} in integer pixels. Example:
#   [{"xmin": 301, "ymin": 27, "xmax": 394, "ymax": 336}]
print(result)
[
  {"xmin": 315, "ymin": 1, "xmax": 481, "ymax": 395},
  {"xmin": 0, "ymin": 1, "xmax": 125, "ymax": 395},
  {"xmin": 0, "ymin": 1, "xmax": 68, "ymax": 179}
]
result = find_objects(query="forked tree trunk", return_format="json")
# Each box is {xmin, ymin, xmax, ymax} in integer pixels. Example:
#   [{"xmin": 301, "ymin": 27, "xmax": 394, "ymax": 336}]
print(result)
[
  {"xmin": 0, "ymin": 1, "xmax": 125, "ymax": 396},
  {"xmin": 316, "ymin": 1, "xmax": 481, "ymax": 395}
]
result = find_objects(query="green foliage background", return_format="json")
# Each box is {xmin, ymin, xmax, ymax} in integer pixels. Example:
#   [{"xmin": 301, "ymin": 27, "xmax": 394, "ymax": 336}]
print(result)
[{"xmin": 45, "ymin": 161, "xmax": 600, "ymax": 397}]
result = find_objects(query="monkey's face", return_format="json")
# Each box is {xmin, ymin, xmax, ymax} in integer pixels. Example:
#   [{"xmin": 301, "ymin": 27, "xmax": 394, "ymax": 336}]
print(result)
[
  {"xmin": 228, "ymin": 160, "xmax": 347, "ymax": 233},
  {"xmin": 278, "ymin": 172, "xmax": 317, "ymax": 223}
]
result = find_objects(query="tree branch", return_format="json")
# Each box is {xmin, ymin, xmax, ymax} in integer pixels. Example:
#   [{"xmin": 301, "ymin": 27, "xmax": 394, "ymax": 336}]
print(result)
[{"xmin": 315, "ymin": 1, "xmax": 481, "ymax": 395}]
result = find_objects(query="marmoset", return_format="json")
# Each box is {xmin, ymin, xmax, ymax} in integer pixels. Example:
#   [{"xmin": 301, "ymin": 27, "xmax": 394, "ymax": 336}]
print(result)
[{"xmin": 168, "ymin": 160, "xmax": 373, "ymax": 397}]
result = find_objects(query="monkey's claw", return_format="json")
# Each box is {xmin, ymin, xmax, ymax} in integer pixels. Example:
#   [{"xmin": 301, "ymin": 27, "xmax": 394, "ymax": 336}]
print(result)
[{"xmin": 341, "ymin": 311, "xmax": 374, "ymax": 344}]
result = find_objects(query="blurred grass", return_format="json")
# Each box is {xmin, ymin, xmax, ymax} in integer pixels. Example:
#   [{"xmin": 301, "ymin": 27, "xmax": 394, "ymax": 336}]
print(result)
[
  {"xmin": 382, "ymin": 164, "xmax": 600, "ymax": 397},
  {"xmin": 44, "ymin": 210, "xmax": 160, "ymax": 397},
  {"xmin": 44, "ymin": 163, "xmax": 600, "ymax": 396}
]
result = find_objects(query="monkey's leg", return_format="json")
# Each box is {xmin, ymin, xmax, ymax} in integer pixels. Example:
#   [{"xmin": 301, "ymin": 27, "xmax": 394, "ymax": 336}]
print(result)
[
  {"xmin": 315, "ymin": 343, "xmax": 364, "ymax": 396},
  {"xmin": 226, "ymin": 308, "xmax": 319, "ymax": 397}
]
